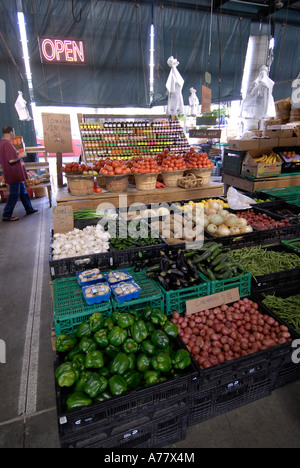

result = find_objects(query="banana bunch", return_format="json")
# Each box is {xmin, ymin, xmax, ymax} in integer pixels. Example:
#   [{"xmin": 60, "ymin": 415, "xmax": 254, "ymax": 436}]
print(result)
[{"xmin": 254, "ymin": 152, "xmax": 281, "ymax": 164}]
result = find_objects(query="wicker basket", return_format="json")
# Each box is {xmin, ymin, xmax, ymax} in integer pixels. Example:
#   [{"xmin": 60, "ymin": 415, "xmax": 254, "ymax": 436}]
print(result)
[
  {"xmin": 178, "ymin": 173, "xmax": 203, "ymax": 189},
  {"xmin": 185, "ymin": 167, "xmax": 212, "ymax": 185},
  {"xmin": 134, "ymin": 172, "xmax": 159, "ymax": 191},
  {"xmin": 66, "ymin": 174, "xmax": 95, "ymax": 196},
  {"xmin": 96, "ymin": 174, "xmax": 106, "ymax": 188},
  {"xmin": 289, "ymin": 107, "xmax": 300, "ymax": 123},
  {"xmin": 103, "ymin": 174, "xmax": 128, "ymax": 193},
  {"xmin": 161, "ymin": 170, "xmax": 185, "ymax": 187},
  {"xmin": 275, "ymin": 98, "xmax": 291, "ymax": 124}
]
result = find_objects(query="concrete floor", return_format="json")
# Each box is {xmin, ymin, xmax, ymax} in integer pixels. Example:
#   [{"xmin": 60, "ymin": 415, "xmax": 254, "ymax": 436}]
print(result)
[{"xmin": 0, "ymin": 193, "xmax": 299, "ymax": 448}]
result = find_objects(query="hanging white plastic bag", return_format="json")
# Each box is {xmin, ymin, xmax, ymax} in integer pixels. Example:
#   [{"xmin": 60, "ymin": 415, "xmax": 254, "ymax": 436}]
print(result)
[
  {"xmin": 240, "ymin": 65, "xmax": 276, "ymax": 120},
  {"xmin": 291, "ymin": 72, "xmax": 300, "ymax": 108},
  {"xmin": 166, "ymin": 56, "xmax": 184, "ymax": 115},
  {"xmin": 227, "ymin": 186, "xmax": 257, "ymax": 210},
  {"xmin": 188, "ymin": 87, "xmax": 199, "ymax": 116},
  {"xmin": 15, "ymin": 91, "xmax": 32, "ymax": 121}
]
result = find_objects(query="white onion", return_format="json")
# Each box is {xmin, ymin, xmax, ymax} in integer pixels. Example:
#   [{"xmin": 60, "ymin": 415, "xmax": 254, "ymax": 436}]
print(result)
[
  {"xmin": 216, "ymin": 224, "xmax": 231, "ymax": 237},
  {"xmin": 207, "ymin": 224, "xmax": 218, "ymax": 234},
  {"xmin": 230, "ymin": 226, "xmax": 240, "ymax": 235},
  {"xmin": 225, "ymin": 214, "xmax": 239, "ymax": 227},
  {"xmin": 208, "ymin": 214, "xmax": 225, "ymax": 226},
  {"xmin": 208, "ymin": 201, "xmax": 222, "ymax": 212},
  {"xmin": 237, "ymin": 217, "xmax": 248, "ymax": 228},
  {"xmin": 240, "ymin": 225, "xmax": 253, "ymax": 233}
]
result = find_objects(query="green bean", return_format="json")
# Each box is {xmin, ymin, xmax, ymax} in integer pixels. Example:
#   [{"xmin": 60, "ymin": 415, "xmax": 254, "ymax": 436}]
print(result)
[
  {"xmin": 262, "ymin": 294, "xmax": 300, "ymax": 333},
  {"xmin": 228, "ymin": 246, "xmax": 300, "ymax": 278}
]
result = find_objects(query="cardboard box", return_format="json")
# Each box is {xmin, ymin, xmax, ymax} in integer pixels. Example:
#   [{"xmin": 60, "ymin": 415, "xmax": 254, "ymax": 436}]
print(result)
[
  {"xmin": 265, "ymin": 126, "xmax": 282, "ymax": 138},
  {"xmin": 228, "ymin": 139, "xmax": 259, "ymax": 151},
  {"xmin": 278, "ymin": 137, "xmax": 299, "ymax": 147},
  {"xmin": 241, "ymin": 148, "xmax": 282, "ymax": 179},
  {"xmin": 259, "ymin": 138, "xmax": 279, "ymax": 150}
]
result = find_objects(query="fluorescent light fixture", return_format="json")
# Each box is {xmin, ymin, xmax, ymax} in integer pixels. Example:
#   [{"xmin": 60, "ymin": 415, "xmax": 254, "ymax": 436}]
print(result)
[
  {"xmin": 150, "ymin": 24, "xmax": 155, "ymax": 103},
  {"xmin": 17, "ymin": 11, "xmax": 34, "ymax": 96},
  {"xmin": 241, "ymin": 36, "xmax": 254, "ymax": 100}
]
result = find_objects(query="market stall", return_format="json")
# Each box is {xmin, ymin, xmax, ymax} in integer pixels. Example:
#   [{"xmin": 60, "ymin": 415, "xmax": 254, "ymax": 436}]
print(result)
[{"xmin": 49, "ymin": 192, "xmax": 300, "ymax": 448}]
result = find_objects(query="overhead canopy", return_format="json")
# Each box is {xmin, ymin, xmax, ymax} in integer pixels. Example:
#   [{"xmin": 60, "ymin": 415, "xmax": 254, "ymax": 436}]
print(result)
[
  {"xmin": 153, "ymin": 6, "xmax": 251, "ymax": 105},
  {"xmin": 21, "ymin": 0, "xmax": 152, "ymax": 107},
  {"xmin": 0, "ymin": 0, "xmax": 36, "ymax": 147}
]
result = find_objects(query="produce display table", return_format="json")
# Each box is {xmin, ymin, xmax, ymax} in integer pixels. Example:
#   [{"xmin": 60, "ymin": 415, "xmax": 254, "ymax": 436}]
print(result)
[
  {"xmin": 55, "ymin": 182, "xmax": 224, "ymax": 210},
  {"xmin": 223, "ymin": 172, "xmax": 300, "ymax": 195}
]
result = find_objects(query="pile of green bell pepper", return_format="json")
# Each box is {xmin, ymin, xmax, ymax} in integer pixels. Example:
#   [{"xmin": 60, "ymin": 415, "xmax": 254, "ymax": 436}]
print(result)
[{"xmin": 55, "ymin": 308, "xmax": 191, "ymax": 412}]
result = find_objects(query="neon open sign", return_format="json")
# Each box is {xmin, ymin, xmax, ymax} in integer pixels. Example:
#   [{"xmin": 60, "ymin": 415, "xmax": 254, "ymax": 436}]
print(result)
[{"xmin": 39, "ymin": 37, "xmax": 86, "ymax": 64}]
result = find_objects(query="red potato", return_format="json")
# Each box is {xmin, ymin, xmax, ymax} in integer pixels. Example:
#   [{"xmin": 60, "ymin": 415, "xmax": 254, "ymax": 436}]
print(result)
[{"xmin": 171, "ymin": 299, "xmax": 292, "ymax": 370}]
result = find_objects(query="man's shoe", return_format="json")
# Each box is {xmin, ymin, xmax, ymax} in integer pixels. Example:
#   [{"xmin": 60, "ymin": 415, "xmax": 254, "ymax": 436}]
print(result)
[
  {"xmin": 3, "ymin": 217, "xmax": 20, "ymax": 222},
  {"xmin": 26, "ymin": 209, "xmax": 38, "ymax": 215}
]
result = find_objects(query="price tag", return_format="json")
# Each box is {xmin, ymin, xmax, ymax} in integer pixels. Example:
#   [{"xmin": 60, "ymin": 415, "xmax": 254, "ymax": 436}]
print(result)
[
  {"xmin": 52, "ymin": 206, "xmax": 74, "ymax": 233},
  {"xmin": 91, "ymin": 284, "xmax": 108, "ymax": 295},
  {"xmin": 185, "ymin": 288, "xmax": 240, "ymax": 316}
]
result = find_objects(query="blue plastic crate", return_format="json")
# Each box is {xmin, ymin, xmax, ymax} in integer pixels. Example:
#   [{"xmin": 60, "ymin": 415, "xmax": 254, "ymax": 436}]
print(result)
[
  {"xmin": 82, "ymin": 282, "xmax": 111, "ymax": 305},
  {"xmin": 110, "ymin": 280, "xmax": 141, "ymax": 303},
  {"xmin": 76, "ymin": 270, "xmax": 105, "ymax": 287}
]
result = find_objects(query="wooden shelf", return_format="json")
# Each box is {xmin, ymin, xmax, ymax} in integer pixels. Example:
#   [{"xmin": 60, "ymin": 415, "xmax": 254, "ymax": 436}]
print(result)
[
  {"xmin": 56, "ymin": 182, "xmax": 224, "ymax": 210},
  {"xmin": 223, "ymin": 173, "xmax": 300, "ymax": 194}
]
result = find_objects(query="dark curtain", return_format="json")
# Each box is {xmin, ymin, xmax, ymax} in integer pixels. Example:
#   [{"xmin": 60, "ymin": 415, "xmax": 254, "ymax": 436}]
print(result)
[
  {"xmin": 153, "ymin": 6, "xmax": 251, "ymax": 106},
  {"xmin": 0, "ymin": 0, "xmax": 37, "ymax": 149},
  {"xmin": 21, "ymin": 0, "xmax": 152, "ymax": 107},
  {"xmin": 271, "ymin": 21, "xmax": 300, "ymax": 102}
]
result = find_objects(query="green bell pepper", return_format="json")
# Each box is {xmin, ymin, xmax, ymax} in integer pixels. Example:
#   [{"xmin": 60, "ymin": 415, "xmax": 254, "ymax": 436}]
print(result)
[
  {"xmin": 56, "ymin": 334, "xmax": 77, "ymax": 353},
  {"xmin": 94, "ymin": 390, "xmax": 112, "ymax": 402},
  {"xmin": 143, "ymin": 370, "xmax": 160, "ymax": 386},
  {"xmin": 122, "ymin": 338, "xmax": 139, "ymax": 354},
  {"xmin": 111, "ymin": 311, "xmax": 122, "ymax": 324},
  {"xmin": 109, "ymin": 374, "xmax": 128, "ymax": 396},
  {"xmin": 136, "ymin": 353, "xmax": 151, "ymax": 373},
  {"xmin": 84, "ymin": 373, "xmax": 108, "ymax": 398},
  {"xmin": 173, "ymin": 349, "xmax": 191, "ymax": 370},
  {"xmin": 55, "ymin": 362, "xmax": 80, "ymax": 388},
  {"xmin": 93, "ymin": 329, "xmax": 109, "ymax": 348},
  {"xmin": 76, "ymin": 321, "xmax": 92, "ymax": 338},
  {"xmin": 74, "ymin": 370, "xmax": 92, "ymax": 392},
  {"xmin": 123, "ymin": 370, "xmax": 142, "ymax": 388},
  {"xmin": 140, "ymin": 340, "xmax": 156, "ymax": 357},
  {"xmin": 66, "ymin": 392, "xmax": 92, "ymax": 411},
  {"xmin": 72, "ymin": 353, "xmax": 86, "ymax": 370},
  {"xmin": 89, "ymin": 312, "xmax": 105, "ymax": 333},
  {"xmin": 146, "ymin": 321, "xmax": 156, "ymax": 334},
  {"xmin": 127, "ymin": 353, "xmax": 136, "ymax": 370},
  {"xmin": 151, "ymin": 352, "xmax": 172, "ymax": 372},
  {"xmin": 150, "ymin": 309, "xmax": 167, "ymax": 327},
  {"xmin": 110, "ymin": 352, "xmax": 130, "ymax": 375},
  {"xmin": 98, "ymin": 366, "xmax": 111, "ymax": 378},
  {"xmin": 128, "ymin": 308, "xmax": 139, "ymax": 322},
  {"xmin": 105, "ymin": 344, "xmax": 120, "ymax": 359},
  {"xmin": 131, "ymin": 320, "xmax": 148, "ymax": 343},
  {"xmin": 150, "ymin": 329, "xmax": 170, "ymax": 349},
  {"xmin": 163, "ymin": 320, "xmax": 178, "ymax": 339},
  {"xmin": 108, "ymin": 326, "xmax": 128, "ymax": 347},
  {"xmin": 117, "ymin": 313, "xmax": 135, "ymax": 329},
  {"xmin": 66, "ymin": 344, "xmax": 81, "ymax": 361},
  {"xmin": 84, "ymin": 350, "xmax": 105, "ymax": 369},
  {"xmin": 79, "ymin": 337, "xmax": 97, "ymax": 354},
  {"xmin": 103, "ymin": 317, "xmax": 114, "ymax": 331},
  {"xmin": 141, "ymin": 306, "xmax": 152, "ymax": 322}
]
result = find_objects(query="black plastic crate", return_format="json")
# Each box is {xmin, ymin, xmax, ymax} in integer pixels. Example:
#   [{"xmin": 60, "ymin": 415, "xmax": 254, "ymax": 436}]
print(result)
[
  {"xmin": 55, "ymin": 338, "xmax": 198, "ymax": 445},
  {"xmin": 257, "ymin": 201, "xmax": 300, "ymax": 222},
  {"xmin": 60, "ymin": 403, "xmax": 188, "ymax": 448},
  {"xmin": 188, "ymin": 371, "xmax": 273, "ymax": 426},
  {"xmin": 249, "ymin": 244, "xmax": 300, "ymax": 293},
  {"xmin": 49, "ymin": 241, "xmax": 114, "ymax": 281},
  {"xmin": 274, "ymin": 146, "xmax": 300, "ymax": 174},
  {"xmin": 118, "ymin": 202, "xmax": 171, "ymax": 223},
  {"xmin": 179, "ymin": 296, "xmax": 299, "ymax": 425},
  {"xmin": 223, "ymin": 149, "xmax": 246, "ymax": 176}
]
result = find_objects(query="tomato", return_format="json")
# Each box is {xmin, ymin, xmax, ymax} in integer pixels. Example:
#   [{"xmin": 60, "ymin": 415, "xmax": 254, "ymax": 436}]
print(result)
[{"xmin": 94, "ymin": 188, "xmax": 102, "ymax": 193}]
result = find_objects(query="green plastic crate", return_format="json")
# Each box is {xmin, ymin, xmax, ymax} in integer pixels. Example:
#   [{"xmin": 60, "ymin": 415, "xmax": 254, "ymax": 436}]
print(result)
[
  {"xmin": 52, "ymin": 277, "xmax": 112, "ymax": 336},
  {"xmin": 110, "ymin": 268, "xmax": 165, "ymax": 313},
  {"xmin": 210, "ymin": 269, "xmax": 252, "ymax": 297},
  {"xmin": 157, "ymin": 272, "xmax": 211, "ymax": 316},
  {"xmin": 261, "ymin": 187, "xmax": 300, "ymax": 207},
  {"xmin": 281, "ymin": 238, "xmax": 300, "ymax": 254}
]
